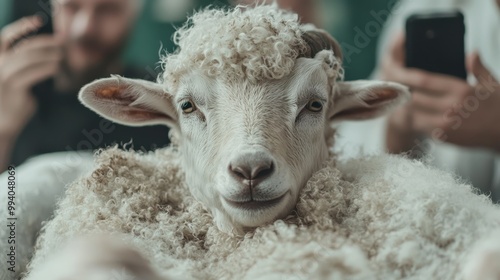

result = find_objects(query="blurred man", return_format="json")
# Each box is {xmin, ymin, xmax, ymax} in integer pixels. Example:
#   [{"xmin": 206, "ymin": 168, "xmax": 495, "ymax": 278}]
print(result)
[
  {"xmin": 0, "ymin": 1, "xmax": 171, "ymax": 276},
  {"xmin": 0, "ymin": 0, "xmax": 169, "ymax": 172},
  {"xmin": 374, "ymin": 0, "xmax": 500, "ymax": 201}
]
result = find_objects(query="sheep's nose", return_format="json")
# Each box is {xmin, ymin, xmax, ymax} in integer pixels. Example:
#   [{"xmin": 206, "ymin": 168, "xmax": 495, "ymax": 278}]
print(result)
[{"xmin": 229, "ymin": 152, "xmax": 275, "ymax": 187}]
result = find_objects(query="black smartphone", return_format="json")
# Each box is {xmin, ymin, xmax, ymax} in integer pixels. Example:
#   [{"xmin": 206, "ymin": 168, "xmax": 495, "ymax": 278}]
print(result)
[
  {"xmin": 405, "ymin": 11, "xmax": 466, "ymax": 80},
  {"xmin": 35, "ymin": 16, "xmax": 54, "ymax": 36},
  {"xmin": 32, "ymin": 14, "xmax": 55, "ymax": 110},
  {"xmin": 28, "ymin": 6, "xmax": 56, "ymax": 117}
]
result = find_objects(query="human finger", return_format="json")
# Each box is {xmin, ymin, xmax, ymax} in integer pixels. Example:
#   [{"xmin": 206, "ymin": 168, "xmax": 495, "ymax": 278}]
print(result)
[
  {"xmin": 467, "ymin": 52, "xmax": 499, "ymax": 88},
  {"xmin": 410, "ymin": 90, "xmax": 449, "ymax": 115},
  {"xmin": 411, "ymin": 108, "xmax": 445, "ymax": 134},
  {"xmin": 388, "ymin": 32, "xmax": 405, "ymax": 67},
  {"xmin": 392, "ymin": 67, "xmax": 467, "ymax": 95},
  {"xmin": 1, "ymin": 52, "xmax": 61, "ymax": 90},
  {"xmin": 8, "ymin": 61, "xmax": 59, "ymax": 91},
  {"xmin": 2, "ymin": 44, "xmax": 61, "ymax": 76},
  {"xmin": 10, "ymin": 34, "xmax": 62, "ymax": 54},
  {"xmin": 0, "ymin": 16, "xmax": 42, "ymax": 52}
]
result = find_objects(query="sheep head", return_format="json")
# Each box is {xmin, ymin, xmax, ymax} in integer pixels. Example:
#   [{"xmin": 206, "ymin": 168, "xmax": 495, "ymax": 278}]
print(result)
[{"xmin": 78, "ymin": 4, "xmax": 409, "ymax": 234}]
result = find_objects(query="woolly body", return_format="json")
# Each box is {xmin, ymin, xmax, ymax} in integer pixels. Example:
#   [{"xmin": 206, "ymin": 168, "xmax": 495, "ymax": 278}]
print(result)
[{"xmin": 25, "ymin": 147, "xmax": 500, "ymax": 279}]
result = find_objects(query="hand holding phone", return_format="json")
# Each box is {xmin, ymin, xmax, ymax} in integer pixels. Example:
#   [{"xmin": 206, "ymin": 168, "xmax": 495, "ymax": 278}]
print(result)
[
  {"xmin": 384, "ymin": 11, "xmax": 500, "ymax": 152},
  {"xmin": 0, "ymin": 15, "xmax": 61, "ymax": 137}
]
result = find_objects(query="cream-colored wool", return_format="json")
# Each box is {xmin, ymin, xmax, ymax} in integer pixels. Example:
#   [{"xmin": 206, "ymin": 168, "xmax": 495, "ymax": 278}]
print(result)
[
  {"xmin": 25, "ymin": 146, "xmax": 500, "ymax": 279},
  {"xmin": 159, "ymin": 3, "xmax": 308, "ymax": 92}
]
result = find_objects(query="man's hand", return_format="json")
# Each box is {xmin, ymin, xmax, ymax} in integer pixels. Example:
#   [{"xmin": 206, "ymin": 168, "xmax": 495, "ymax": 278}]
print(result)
[
  {"xmin": 0, "ymin": 16, "xmax": 63, "ymax": 139},
  {"xmin": 382, "ymin": 33, "xmax": 500, "ymax": 153}
]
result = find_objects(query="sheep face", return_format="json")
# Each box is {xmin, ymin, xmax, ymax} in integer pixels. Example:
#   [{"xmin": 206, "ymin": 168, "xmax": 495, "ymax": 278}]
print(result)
[
  {"xmin": 78, "ymin": 49, "xmax": 409, "ymax": 233},
  {"xmin": 173, "ymin": 55, "xmax": 338, "ymax": 232}
]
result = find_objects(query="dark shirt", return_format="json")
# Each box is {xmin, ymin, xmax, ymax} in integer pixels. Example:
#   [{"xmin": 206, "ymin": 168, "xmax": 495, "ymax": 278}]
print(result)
[{"xmin": 10, "ymin": 67, "xmax": 170, "ymax": 166}]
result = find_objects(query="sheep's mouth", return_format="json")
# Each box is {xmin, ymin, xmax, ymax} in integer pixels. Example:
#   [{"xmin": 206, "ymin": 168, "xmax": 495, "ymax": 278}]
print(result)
[{"xmin": 224, "ymin": 193, "xmax": 287, "ymax": 211}]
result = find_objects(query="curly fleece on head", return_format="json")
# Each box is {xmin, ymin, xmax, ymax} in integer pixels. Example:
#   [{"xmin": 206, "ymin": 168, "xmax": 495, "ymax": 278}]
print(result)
[
  {"xmin": 159, "ymin": 4, "xmax": 309, "ymax": 92},
  {"xmin": 26, "ymin": 147, "xmax": 500, "ymax": 279}
]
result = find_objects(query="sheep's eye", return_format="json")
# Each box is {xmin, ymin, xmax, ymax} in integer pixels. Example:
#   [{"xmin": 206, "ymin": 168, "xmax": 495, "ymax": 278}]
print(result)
[
  {"xmin": 306, "ymin": 100, "xmax": 323, "ymax": 112},
  {"xmin": 181, "ymin": 101, "xmax": 196, "ymax": 113}
]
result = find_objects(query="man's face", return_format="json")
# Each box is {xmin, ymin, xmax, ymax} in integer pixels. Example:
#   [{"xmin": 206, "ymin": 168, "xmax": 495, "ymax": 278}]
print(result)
[{"xmin": 52, "ymin": 0, "xmax": 138, "ymax": 74}]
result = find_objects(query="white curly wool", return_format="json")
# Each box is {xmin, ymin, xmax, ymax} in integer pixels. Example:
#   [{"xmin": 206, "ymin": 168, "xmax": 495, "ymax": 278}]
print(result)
[
  {"xmin": 25, "ymin": 147, "xmax": 500, "ymax": 279},
  {"xmin": 159, "ymin": 4, "xmax": 308, "ymax": 92}
]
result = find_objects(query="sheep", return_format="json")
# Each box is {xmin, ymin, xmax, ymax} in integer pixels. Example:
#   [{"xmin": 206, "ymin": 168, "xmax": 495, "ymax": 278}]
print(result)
[{"xmin": 19, "ymin": 4, "xmax": 500, "ymax": 280}]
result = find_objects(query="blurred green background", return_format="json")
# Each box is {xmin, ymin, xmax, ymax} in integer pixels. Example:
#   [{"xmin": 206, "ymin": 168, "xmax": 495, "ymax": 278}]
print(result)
[{"xmin": 0, "ymin": 0, "xmax": 396, "ymax": 80}]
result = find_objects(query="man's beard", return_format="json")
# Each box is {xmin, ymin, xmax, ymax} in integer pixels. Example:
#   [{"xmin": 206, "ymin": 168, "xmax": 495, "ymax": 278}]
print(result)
[{"xmin": 55, "ymin": 35, "xmax": 128, "ymax": 93}]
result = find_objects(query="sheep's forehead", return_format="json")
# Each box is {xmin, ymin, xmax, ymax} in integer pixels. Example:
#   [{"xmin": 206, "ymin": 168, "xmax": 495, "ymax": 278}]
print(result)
[
  {"xmin": 160, "ymin": 5, "xmax": 310, "ymax": 92},
  {"xmin": 176, "ymin": 58, "xmax": 331, "ymax": 109}
]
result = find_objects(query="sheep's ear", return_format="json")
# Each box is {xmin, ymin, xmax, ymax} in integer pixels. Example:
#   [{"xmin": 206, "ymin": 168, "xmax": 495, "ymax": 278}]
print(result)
[
  {"xmin": 329, "ymin": 80, "xmax": 410, "ymax": 123},
  {"xmin": 78, "ymin": 76, "xmax": 177, "ymax": 128}
]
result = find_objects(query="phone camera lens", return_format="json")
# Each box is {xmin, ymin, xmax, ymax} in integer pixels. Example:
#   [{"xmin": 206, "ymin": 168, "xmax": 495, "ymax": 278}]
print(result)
[{"xmin": 426, "ymin": 30, "xmax": 435, "ymax": 39}]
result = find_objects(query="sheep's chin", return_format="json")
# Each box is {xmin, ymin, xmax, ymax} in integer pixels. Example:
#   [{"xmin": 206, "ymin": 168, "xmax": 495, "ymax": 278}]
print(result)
[{"xmin": 215, "ymin": 191, "xmax": 295, "ymax": 233}]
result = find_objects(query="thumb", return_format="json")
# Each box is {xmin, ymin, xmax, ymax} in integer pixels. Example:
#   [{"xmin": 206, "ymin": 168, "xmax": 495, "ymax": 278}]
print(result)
[
  {"xmin": 388, "ymin": 32, "xmax": 405, "ymax": 67},
  {"xmin": 467, "ymin": 52, "xmax": 498, "ymax": 85}
]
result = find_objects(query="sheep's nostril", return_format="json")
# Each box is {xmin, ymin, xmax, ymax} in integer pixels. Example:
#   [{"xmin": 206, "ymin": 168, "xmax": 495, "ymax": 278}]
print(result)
[
  {"xmin": 251, "ymin": 162, "xmax": 274, "ymax": 181},
  {"xmin": 229, "ymin": 154, "xmax": 275, "ymax": 187},
  {"xmin": 230, "ymin": 165, "xmax": 252, "ymax": 180}
]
